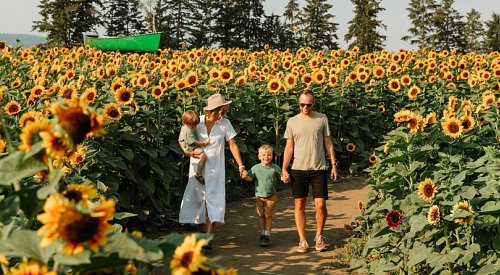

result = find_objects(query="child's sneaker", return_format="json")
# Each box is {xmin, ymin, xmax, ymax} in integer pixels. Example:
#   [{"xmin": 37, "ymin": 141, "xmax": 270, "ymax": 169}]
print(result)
[
  {"xmin": 314, "ymin": 235, "xmax": 327, "ymax": 251},
  {"xmin": 296, "ymin": 240, "xmax": 309, "ymax": 253},
  {"xmin": 260, "ymin": 235, "xmax": 271, "ymax": 247}
]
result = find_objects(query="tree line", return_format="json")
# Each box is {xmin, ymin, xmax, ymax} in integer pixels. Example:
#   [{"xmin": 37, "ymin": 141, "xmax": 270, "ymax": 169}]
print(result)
[{"xmin": 33, "ymin": 0, "xmax": 500, "ymax": 52}]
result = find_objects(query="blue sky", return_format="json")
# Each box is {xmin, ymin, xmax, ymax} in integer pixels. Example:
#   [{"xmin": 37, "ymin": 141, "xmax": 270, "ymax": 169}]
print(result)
[{"xmin": 1, "ymin": 0, "xmax": 499, "ymax": 51}]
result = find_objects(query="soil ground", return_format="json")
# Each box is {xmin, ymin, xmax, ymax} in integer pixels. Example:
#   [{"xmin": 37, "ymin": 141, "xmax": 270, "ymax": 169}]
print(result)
[{"xmin": 153, "ymin": 175, "xmax": 370, "ymax": 275}]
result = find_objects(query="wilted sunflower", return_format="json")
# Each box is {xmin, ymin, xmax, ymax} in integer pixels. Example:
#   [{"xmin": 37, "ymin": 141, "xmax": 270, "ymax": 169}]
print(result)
[
  {"xmin": 103, "ymin": 103, "xmax": 122, "ymax": 120},
  {"xmin": 451, "ymin": 201, "xmax": 474, "ymax": 225},
  {"xmin": 417, "ymin": 178, "xmax": 437, "ymax": 202},
  {"xmin": 51, "ymin": 103, "xmax": 104, "ymax": 145},
  {"xmin": 368, "ymin": 153, "xmax": 378, "ymax": 165},
  {"xmin": 5, "ymin": 100, "xmax": 21, "ymax": 116},
  {"xmin": 7, "ymin": 260, "xmax": 55, "ymax": 275},
  {"xmin": 427, "ymin": 205, "xmax": 440, "ymax": 225},
  {"xmin": 441, "ymin": 117, "xmax": 463, "ymax": 139},
  {"xmin": 63, "ymin": 184, "xmax": 97, "ymax": 206},
  {"xmin": 37, "ymin": 195, "xmax": 115, "ymax": 255},
  {"xmin": 19, "ymin": 111, "xmax": 44, "ymax": 128},
  {"xmin": 170, "ymin": 234, "xmax": 209, "ymax": 275},
  {"xmin": 385, "ymin": 210, "xmax": 403, "ymax": 229},
  {"xmin": 346, "ymin": 143, "xmax": 356, "ymax": 153}
]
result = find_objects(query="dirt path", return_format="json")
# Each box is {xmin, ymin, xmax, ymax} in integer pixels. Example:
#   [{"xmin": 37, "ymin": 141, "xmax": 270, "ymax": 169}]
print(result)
[
  {"xmin": 154, "ymin": 175, "xmax": 369, "ymax": 274},
  {"xmin": 209, "ymin": 175, "xmax": 369, "ymax": 274}
]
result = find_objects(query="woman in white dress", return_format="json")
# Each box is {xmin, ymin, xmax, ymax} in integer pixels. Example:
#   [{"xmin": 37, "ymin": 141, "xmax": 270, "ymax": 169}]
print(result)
[{"xmin": 179, "ymin": 94, "xmax": 246, "ymax": 249}]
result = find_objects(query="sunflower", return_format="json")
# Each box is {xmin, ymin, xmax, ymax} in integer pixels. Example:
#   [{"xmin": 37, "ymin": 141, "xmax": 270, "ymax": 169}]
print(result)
[
  {"xmin": 103, "ymin": 103, "xmax": 122, "ymax": 120},
  {"xmin": 400, "ymin": 75, "xmax": 411, "ymax": 86},
  {"xmin": 267, "ymin": 78, "xmax": 282, "ymax": 93},
  {"xmin": 388, "ymin": 79, "xmax": 400, "ymax": 92},
  {"xmin": 170, "ymin": 234, "xmax": 209, "ymax": 275},
  {"xmin": 328, "ymin": 74, "xmax": 338, "ymax": 87},
  {"xmin": 417, "ymin": 178, "xmax": 437, "ymax": 202},
  {"xmin": 346, "ymin": 143, "xmax": 356, "ymax": 153},
  {"xmin": 30, "ymin": 85, "xmax": 45, "ymax": 98},
  {"xmin": 378, "ymin": 105, "xmax": 386, "ymax": 113},
  {"xmin": 7, "ymin": 260, "xmax": 55, "ymax": 275},
  {"xmin": 0, "ymin": 138, "xmax": 6, "ymax": 153},
  {"xmin": 37, "ymin": 195, "xmax": 115, "ymax": 255},
  {"xmin": 175, "ymin": 79, "xmax": 187, "ymax": 90},
  {"xmin": 39, "ymin": 131, "xmax": 70, "ymax": 160},
  {"xmin": 460, "ymin": 114, "xmax": 475, "ymax": 133},
  {"xmin": 151, "ymin": 86, "xmax": 163, "ymax": 99},
  {"xmin": 115, "ymin": 87, "xmax": 134, "ymax": 105},
  {"xmin": 51, "ymin": 103, "xmax": 104, "ymax": 144},
  {"xmin": 208, "ymin": 68, "xmax": 220, "ymax": 81},
  {"xmin": 66, "ymin": 145, "xmax": 87, "ymax": 167},
  {"xmin": 394, "ymin": 110, "xmax": 415, "ymax": 123},
  {"xmin": 219, "ymin": 68, "xmax": 233, "ymax": 83},
  {"xmin": 284, "ymin": 73, "xmax": 297, "ymax": 89},
  {"xmin": 10, "ymin": 77, "xmax": 21, "ymax": 89},
  {"xmin": 236, "ymin": 75, "xmax": 247, "ymax": 86},
  {"xmin": 19, "ymin": 119, "xmax": 54, "ymax": 152},
  {"xmin": 408, "ymin": 115, "xmax": 422, "ymax": 133},
  {"xmin": 427, "ymin": 205, "xmax": 440, "ymax": 225},
  {"xmin": 448, "ymin": 96, "xmax": 458, "ymax": 111},
  {"xmin": 482, "ymin": 94, "xmax": 496, "ymax": 106},
  {"xmin": 441, "ymin": 117, "xmax": 463, "ymax": 139},
  {"xmin": 312, "ymin": 70, "xmax": 325, "ymax": 84},
  {"xmin": 301, "ymin": 73, "xmax": 312, "ymax": 85},
  {"xmin": 5, "ymin": 100, "xmax": 21, "ymax": 116},
  {"xmin": 80, "ymin": 87, "xmax": 97, "ymax": 104},
  {"xmin": 407, "ymin": 85, "xmax": 420, "ymax": 100},
  {"xmin": 368, "ymin": 153, "xmax": 378, "ymax": 165},
  {"xmin": 110, "ymin": 80, "xmax": 125, "ymax": 94},
  {"xmin": 451, "ymin": 201, "xmax": 474, "ymax": 225},
  {"xmin": 185, "ymin": 71, "xmax": 199, "ymax": 87},
  {"xmin": 63, "ymin": 184, "xmax": 97, "ymax": 206},
  {"xmin": 425, "ymin": 112, "xmax": 437, "ymax": 124},
  {"xmin": 385, "ymin": 210, "xmax": 403, "ymax": 229},
  {"xmin": 372, "ymin": 66, "xmax": 384, "ymax": 78}
]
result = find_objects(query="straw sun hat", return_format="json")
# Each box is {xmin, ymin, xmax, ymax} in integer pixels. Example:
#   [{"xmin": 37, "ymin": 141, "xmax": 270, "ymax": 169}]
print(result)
[{"xmin": 203, "ymin": 94, "xmax": 232, "ymax": 111}]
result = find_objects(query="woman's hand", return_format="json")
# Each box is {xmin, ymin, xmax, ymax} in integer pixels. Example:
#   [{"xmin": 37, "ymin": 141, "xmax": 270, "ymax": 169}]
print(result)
[{"xmin": 281, "ymin": 170, "xmax": 291, "ymax": 184}]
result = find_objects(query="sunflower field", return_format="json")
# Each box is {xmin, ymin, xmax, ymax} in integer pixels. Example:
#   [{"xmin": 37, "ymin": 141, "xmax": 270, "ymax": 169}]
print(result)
[{"xmin": 0, "ymin": 40, "xmax": 499, "ymax": 274}]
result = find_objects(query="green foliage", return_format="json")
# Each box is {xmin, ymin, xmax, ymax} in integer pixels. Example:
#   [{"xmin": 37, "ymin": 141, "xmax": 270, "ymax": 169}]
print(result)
[{"xmin": 345, "ymin": 0, "xmax": 387, "ymax": 53}]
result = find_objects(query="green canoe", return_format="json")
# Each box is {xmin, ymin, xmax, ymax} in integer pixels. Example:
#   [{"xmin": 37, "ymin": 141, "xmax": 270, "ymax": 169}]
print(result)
[{"xmin": 83, "ymin": 33, "xmax": 161, "ymax": 52}]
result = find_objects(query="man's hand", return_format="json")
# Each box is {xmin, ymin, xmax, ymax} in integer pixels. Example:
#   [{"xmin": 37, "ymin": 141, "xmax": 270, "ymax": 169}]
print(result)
[
  {"xmin": 331, "ymin": 165, "xmax": 338, "ymax": 182},
  {"xmin": 281, "ymin": 170, "xmax": 291, "ymax": 184}
]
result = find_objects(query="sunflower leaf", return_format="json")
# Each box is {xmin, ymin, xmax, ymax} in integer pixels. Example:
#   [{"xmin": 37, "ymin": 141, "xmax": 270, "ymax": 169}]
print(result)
[
  {"xmin": 0, "ymin": 229, "xmax": 57, "ymax": 264},
  {"xmin": 408, "ymin": 245, "xmax": 432, "ymax": 267},
  {"xmin": 0, "ymin": 151, "xmax": 47, "ymax": 185}
]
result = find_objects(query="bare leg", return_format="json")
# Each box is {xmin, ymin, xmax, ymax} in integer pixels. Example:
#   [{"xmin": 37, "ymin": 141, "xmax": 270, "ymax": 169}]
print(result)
[
  {"xmin": 314, "ymin": 198, "xmax": 327, "ymax": 237},
  {"xmin": 258, "ymin": 215, "xmax": 266, "ymax": 232},
  {"xmin": 207, "ymin": 222, "xmax": 216, "ymax": 234},
  {"xmin": 196, "ymin": 152, "xmax": 206, "ymax": 177},
  {"xmin": 294, "ymin": 197, "xmax": 307, "ymax": 241},
  {"xmin": 265, "ymin": 216, "xmax": 273, "ymax": 232}
]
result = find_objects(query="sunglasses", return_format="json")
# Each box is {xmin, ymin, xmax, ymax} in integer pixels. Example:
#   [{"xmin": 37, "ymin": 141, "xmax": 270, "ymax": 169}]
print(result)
[{"xmin": 299, "ymin": 103, "xmax": 313, "ymax": 108}]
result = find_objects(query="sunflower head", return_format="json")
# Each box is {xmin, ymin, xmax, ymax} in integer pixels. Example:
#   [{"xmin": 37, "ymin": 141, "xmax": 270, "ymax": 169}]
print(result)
[
  {"xmin": 346, "ymin": 143, "xmax": 356, "ymax": 153},
  {"xmin": 427, "ymin": 205, "xmax": 440, "ymax": 224},
  {"xmin": 451, "ymin": 201, "xmax": 474, "ymax": 225},
  {"xmin": 385, "ymin": 210, "xmax": 403, "ymax": 229},
  {"xmin": 5, "ymin": 100, "xmax": 21, "ymax": 116},
  {"xmin": 7, "ymin": 260, "xmax": 55, "ymax": 275},
  {"xmin": 417, "ymin": 178, "xmax": 437, "ymax": 202},
  {"xmin": 63, "ymin": 184, "xmax": 97, "ymax": 206},
  {"xmin": 368, "ymin": 153, "xmax": 378, "ymax": 165},
  {"xmin": 441, "ymin": 117, "xmax": 463, "ymax": 139},
  {"xmin": 51, "ymin": 103, "xmax": 92, "ymax": 145},
  {"xmin": 170, "ymin": 234, "xmax": 209, "ymax": 274}
]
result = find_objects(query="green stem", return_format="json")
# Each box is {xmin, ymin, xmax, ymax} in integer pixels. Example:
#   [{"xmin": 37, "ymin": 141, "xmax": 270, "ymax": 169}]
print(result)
[
  {"xmin": 444, "ymin": 225, "xmax": 454, "ymax": 273},
  {"xmin": 0, "ymin": 115, "xmax": 14, "ymax": 152}
]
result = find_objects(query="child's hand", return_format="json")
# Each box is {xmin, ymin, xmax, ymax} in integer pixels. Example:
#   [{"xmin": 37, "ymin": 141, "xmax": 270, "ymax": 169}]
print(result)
[
  {"xmin": 202, "ymin": 139, "xmax": 210, "ymax": 146},
  {"xmin": 241, "ymin": 170, "xmax": 248, "ymax": 179}
]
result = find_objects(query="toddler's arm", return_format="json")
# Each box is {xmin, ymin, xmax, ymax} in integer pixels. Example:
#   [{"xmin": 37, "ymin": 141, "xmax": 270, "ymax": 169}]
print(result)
[
  {"xmin": 241, "ymin": 170, "xmax": 253, "ymax": 182},
  {"xmin": 192, "ymin": 139, "xmax": 209, "ymax": 147}
]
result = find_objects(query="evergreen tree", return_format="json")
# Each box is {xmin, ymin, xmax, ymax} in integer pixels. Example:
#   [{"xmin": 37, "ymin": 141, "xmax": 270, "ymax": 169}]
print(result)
[
  {"xmin": 261, "ymin": 14, "xmax": 287, "ymax": 51},
  {"xmin": 301, "ymin": 0, "xmax": 338, "ymax": 50},
  {"xmin": 188, "ymin": 0, "xmax": 216, "ymax": 48},
  {"xmin": 282, "ymin": 0, "xmax": 302, "ymax": 51},
  {"xmin": 71, "ymin": 0, "xmax": 104, "ymax": 45},
  {"xmin": 103, "ymin": 0, "xmax": 145, "ymax": 36},
  {"xmin": 344, "ymin": 0, "xmax": 386, "ymax": 53},
  {"xmin": 463, "ymin": 9, "xmax": 484, "ymax": 52},
  {"xmin": 157, "ymin": 0, "xmax": 194, "ymax": 49},
  {"xmin": 484, "ymin": 12, "xmax": 500, "ymax": 52},
  {"xmin": 155, "ymin": 0, "xmax": 176, "ymax": 48},
  {"xmin": 33, "ymin": 0, "xmax": 75, "ymax": 47},
  {"xmin": 402, "ymin": 0, "xmax": 436, "ymax": 49},
  {"xmin": 212, "ymin": 1, "xmax": 237, "ymax": 48},
  {"xmin": 428, "ymin": 0, "xmax": 465, "ymax": 51}
]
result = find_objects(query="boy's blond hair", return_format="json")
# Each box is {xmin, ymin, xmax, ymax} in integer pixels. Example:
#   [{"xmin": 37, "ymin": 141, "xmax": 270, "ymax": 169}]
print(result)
[
  {"xmin": 182, "ymin": 110, "xmax": 200, "ymax": 127},
  {"xmin": 258, "ymin": 144, "xmax": 273, "ymax": 155}
]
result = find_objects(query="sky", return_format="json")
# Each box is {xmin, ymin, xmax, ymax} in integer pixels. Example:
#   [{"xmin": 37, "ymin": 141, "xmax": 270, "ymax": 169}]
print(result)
[{"xmin": 1, "ymin": 0, "xmax": 499, "ymax": 51}]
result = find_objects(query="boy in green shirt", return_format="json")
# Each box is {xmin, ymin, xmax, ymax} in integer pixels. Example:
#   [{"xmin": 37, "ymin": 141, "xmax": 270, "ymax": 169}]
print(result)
[{"xmin": 242, "ymin": 145, "xmax": 282, "ymax": 247}]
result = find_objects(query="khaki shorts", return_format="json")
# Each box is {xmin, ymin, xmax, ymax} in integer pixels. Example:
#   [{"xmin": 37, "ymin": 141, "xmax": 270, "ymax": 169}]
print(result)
[{"xmin": 256, "ymin": 195, "xmax": 277, "ymax": 217}]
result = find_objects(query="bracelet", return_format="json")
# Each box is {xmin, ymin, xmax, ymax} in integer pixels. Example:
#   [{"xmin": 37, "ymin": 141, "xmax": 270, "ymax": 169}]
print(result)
[{"xmin": 238, "ymin": 165, "xmax": 245, "ymax": 170}]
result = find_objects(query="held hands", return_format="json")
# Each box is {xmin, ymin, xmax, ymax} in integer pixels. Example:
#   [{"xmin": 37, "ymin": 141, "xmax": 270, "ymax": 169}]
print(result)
[
  {"xmin": 202, "ymin": 139, "xmax": 210, "ymax": 146},
  {"xmin": 240, "ymin": 169, "xmax": 248, "ymax": 179},
  {"xmin": 281, "ymin": 170, "xmax": 291, "ymax": 184}
]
